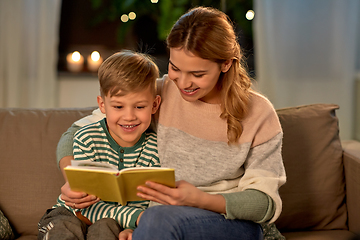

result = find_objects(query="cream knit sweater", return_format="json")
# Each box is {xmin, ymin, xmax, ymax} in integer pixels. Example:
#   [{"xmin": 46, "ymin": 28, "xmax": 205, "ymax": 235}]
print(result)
[{"xmin": 156, "ymin": 76, "xmax": 286, "ymax": 222}]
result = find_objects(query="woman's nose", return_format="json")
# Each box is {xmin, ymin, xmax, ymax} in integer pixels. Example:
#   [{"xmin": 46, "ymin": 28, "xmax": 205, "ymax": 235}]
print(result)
[{"xmin": 174, "ymin": 73, "xmax": 192, "ymax": 89}]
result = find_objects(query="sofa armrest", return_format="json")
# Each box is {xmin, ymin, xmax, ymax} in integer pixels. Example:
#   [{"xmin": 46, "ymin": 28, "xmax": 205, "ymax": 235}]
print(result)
[{"xmin": 342, "ymin": 140, "xmax": 360, "ymax": 233}]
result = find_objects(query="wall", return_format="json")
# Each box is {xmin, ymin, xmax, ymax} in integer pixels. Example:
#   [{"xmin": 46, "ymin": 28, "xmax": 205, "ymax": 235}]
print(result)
[{"xmin": 57, "ymin": 74, "xmax": 99, "ymax": 108}]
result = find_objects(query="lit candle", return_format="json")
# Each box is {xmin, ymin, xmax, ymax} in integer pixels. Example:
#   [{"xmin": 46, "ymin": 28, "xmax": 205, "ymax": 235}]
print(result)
[
  {"xmin": 87, "ymin": 51, "xmax": 103, "ymax": 72},
  {"xmin": 66, "ymin": 51, "xmax": 84, "ymax": 72}
]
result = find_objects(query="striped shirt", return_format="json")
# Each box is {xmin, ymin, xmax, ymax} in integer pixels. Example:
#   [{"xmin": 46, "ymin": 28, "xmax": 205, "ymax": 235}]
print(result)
[{"xmin": 55, "ymin": 118, "xmax": 160, "ymax": 230}]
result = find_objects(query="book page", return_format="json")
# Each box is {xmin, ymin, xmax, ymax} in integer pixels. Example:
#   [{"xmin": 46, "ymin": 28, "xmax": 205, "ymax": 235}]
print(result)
[{"xmin": 69, "ymin": 160, "xmax": 119, "ymax": 172}]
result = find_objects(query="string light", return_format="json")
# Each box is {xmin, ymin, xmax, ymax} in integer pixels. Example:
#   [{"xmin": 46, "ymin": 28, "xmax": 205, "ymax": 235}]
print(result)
[
  {"xmin": 121, "ymin": 14, "xmax": 129, "ymax": 23},
  {"xmin": 129, "ymin": 12, "xmax": 136, "ymax": 20},
  {"xmin": 246, "ymin": 10, "xmax": 255, "ymax": 20}
]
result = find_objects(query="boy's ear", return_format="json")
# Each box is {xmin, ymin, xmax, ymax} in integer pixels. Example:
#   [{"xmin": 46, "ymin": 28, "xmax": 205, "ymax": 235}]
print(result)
[
  {"xmin": 221, "ymin": 59, "xmax": 233, "ymax": 73},
  {"xmin": 151, "ymin": 95, "xmax": 161, "ymax": 114},
  {"xmin": 97, "ymin": 95, "xmax": 106, "ymax": 114}
]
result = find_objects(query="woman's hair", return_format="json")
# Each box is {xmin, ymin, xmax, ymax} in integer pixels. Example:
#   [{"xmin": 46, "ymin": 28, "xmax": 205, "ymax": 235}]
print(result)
[
  {"xmin": 167, "ymin": 6, "xmax": 252, "ymax": 144},
  {"xmin": 98, "ymin": 50, "xmax": 159, "ymax": 97}
]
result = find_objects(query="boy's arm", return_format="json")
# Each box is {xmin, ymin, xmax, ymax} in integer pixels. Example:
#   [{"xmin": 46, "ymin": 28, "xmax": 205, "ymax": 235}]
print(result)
[
  {"xmin": 58, "ymin": 123, "xmax": 100, "ymax": 208},
  {"xmin": 109, "ymin": 202, "xmax": 147, "ymax": 230}
]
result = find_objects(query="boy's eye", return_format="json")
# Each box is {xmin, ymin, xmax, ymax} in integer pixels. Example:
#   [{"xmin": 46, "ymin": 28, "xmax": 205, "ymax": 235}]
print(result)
[
  {"xmin": 136, "ymin": 106, "xmax": 145, "ymax": 109},
  {"xmin": 114, "ymin": 106, "xmax": 123, "ymax": 109}
]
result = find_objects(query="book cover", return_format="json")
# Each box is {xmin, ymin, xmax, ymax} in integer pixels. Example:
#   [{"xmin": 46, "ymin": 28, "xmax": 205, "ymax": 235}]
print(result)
[{"xmin": 65, "ymin": 160, "xmax": 176, "ymax": 205}]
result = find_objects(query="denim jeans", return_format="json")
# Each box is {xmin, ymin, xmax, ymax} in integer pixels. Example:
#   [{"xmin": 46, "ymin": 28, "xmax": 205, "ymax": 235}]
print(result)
[{"xmin": 132, "ymin": 205, "xmax": 263, "ymax": 240}]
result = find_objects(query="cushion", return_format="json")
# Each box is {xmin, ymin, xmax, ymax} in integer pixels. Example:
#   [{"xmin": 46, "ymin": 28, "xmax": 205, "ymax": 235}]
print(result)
[
  {"xmin": 0, "ymin": 209, "xmax": 14, "ymax": 240},
  {"xmin": 275, "ymin": 104, "xmax": 347, "ymax": 231}
]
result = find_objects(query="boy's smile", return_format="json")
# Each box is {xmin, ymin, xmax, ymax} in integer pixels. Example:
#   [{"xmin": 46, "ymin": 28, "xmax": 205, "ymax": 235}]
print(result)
[{"xmin": 97, "ymin": 87, "xmax": 160, "ymax": 147}]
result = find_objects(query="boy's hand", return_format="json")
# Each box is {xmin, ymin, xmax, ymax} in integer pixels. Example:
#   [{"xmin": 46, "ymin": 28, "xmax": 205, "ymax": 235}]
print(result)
[
  {"xmin": 61, "ymin": 181, "xmax": 99, "ymax": 209},
  {"xmin": 119, "ymin": 229, "xmax": 133, "ymax": 240}
]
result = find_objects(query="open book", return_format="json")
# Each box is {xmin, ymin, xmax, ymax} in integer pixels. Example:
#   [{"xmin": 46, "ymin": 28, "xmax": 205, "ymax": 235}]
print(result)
[{"xmin": 65, "ymin": 160, "xmax": 176, "ymax": 206}]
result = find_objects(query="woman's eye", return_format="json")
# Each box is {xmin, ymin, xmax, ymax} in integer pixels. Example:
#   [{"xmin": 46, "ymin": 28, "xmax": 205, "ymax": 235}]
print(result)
[
  {"xmin": 193, "ymin": 74, "xmax": 204, "ymax": 78},
  {"xmin": 171, "ymin": 66, "xmax": 179, "ymax": 71}
]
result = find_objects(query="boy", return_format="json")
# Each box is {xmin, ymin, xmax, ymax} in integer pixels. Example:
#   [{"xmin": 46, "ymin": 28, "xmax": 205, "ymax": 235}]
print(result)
[{"xmin": 38, "ymin": 50, "xmax": 161, "ymax": 240}]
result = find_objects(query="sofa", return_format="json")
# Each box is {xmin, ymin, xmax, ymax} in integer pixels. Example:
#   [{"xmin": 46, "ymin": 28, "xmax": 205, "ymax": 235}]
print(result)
[{"xmin": 0, "ymin": 104, "xmax": 359, "ymax": 240}]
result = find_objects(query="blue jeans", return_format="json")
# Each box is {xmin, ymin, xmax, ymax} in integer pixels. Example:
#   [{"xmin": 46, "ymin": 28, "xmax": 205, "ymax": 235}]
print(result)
[{"xmin": 132, "ymin": 205, "xmax": 263, "ymax": 240}]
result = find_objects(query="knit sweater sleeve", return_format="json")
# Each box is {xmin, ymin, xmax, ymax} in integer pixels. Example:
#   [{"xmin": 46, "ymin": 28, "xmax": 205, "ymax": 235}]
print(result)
[
  {"xmin": 56, "ymin": 108, "xmax": 105, "ymax": 167},
  {"xmin": 56, "ymin": 124, "xmax": 81, "ymax": 167},
  {"xmin": 221, "ymin": 189, "xmax": 275, "ymax": 223},
  {"xmin": 221, "ymin": 132, "xmax": 283, "ymax": 223}
]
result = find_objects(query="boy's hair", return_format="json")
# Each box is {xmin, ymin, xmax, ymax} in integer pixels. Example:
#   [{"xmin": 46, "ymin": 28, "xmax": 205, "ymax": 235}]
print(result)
[{"xmin": 98, "ymin": 50, "xmax": 159, "ymax": 98}]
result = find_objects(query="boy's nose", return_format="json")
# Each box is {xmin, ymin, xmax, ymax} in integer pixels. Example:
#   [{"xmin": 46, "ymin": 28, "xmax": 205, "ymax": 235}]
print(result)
[{"xmin": 123, "ymin": 109, "xmax": 136, "ymax": 120}]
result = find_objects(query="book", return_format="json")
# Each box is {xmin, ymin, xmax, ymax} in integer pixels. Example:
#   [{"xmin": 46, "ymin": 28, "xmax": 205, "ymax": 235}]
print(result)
[{"xmin": 64, "ymin": 160, "xmax": 176, "ymax": 206}]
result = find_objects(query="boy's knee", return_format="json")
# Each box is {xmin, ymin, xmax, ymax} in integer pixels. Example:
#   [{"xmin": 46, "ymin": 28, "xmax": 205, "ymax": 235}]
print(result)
[
  {"xmin": 38, "ymin": 207, "xmax": 86, "ymax": 240},
  {"xmin": 87, "ymin": 218, "xmax": 121, "ymax": 240}
]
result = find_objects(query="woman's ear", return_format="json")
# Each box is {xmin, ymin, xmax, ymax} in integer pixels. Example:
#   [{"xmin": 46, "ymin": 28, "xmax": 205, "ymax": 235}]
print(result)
[
  {"xmin": 151, "ymin": 95, "xmax": 161, "ymax": 114},
  {"xmin": 97, "ymin": 95, "xmax": 106, "ymax": 114},
  {"xmin": 221, "ymin": 59, "xmax": 233, "ymax": 73}
]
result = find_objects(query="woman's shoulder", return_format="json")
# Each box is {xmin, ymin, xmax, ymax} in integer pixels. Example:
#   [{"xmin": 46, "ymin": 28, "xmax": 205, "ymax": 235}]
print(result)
[
  {"xmin": 249, "ymin": 91, "xmax": 275, "ymax": 110},
  {"xmin": 241, "ymin": 91, "xmax": 282, "ymax": 146},
  {"xmin": 157, "ymin": 75, "xmax": 179, "ymax": 100},
  {"xmin": 156, "ymin": 75, "xmax": 171, "ymax": 96},
  {"xmin": 247, "ymin": 91, "xmax": 277, "ymax": 119}
]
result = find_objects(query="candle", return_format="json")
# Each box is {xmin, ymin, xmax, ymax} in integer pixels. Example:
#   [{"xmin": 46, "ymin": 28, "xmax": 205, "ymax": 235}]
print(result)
[
  {"xmin": 87, "ymin": 51, "xmax": 103, "ymax": 72},
  {"xmin": 66, "ymin": 51, "xmax": 84, "ymax": 72}
]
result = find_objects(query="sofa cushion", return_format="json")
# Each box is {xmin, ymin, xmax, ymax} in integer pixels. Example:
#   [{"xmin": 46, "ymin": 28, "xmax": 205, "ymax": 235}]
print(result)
[
  {"xmin": 282, "ymin": 230, "xmax": 356, "ymax": 240},
  {"xmin": 275, "ymin": 104, "xmax": 347, "ymax": 231},
  {"xmin": 0, "ymin": 108, "xmax": 95, "ymax": 237}
]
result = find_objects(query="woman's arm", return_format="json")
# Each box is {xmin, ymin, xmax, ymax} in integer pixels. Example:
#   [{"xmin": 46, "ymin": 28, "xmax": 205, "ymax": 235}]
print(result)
[
  {"xmin": 136, "ymin": 180, "xmax": 273, "ymax": 223},
  {"xmin": 56, "ymin": 124, "xmax": 80, "ymax": 171},
  {"xmin": 138, "ymin": 180, "xmax": 226, "ymax": 214}
]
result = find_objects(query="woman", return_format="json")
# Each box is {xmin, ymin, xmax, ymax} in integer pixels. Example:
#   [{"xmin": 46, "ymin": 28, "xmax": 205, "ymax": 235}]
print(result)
[{"xmin": 58, "ymin": 6, "xmax": 286, "ymax": 240}]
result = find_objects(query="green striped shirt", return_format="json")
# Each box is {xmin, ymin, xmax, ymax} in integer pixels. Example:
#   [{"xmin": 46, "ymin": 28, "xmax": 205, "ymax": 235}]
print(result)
[{"xmin": 55, "ymin": 118, "xmax": 160, "ymax": 230}]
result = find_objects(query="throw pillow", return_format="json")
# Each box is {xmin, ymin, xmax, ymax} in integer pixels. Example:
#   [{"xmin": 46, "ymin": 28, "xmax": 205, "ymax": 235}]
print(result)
[{"xmin": 0, "ymin": 209, "xmax": 15, "ymax": 240}]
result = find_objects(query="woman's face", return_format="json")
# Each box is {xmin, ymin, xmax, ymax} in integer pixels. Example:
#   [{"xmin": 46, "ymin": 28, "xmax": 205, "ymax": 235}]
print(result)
[{"xmin": 168, "ymin": 48, "xmax": 227, "ymax": 104}]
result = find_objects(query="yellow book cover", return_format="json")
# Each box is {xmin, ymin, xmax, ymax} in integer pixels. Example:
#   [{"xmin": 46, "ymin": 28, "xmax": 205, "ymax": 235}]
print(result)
[{"xmin": 64, "ymin": 160, "xmax": 175, "ymax": 206}]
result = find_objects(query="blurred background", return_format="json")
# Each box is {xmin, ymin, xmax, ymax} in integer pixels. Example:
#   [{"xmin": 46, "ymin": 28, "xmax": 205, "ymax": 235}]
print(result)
[{"xmin": 0, "ymin": 0, "xmax": 359, "ymax": 141}]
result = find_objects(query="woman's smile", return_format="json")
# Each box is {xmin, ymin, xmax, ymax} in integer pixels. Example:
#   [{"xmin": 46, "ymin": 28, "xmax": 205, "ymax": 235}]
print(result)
[{"xmin": 181, "ymin": 88, "xmax": 200, "ymax": 95}]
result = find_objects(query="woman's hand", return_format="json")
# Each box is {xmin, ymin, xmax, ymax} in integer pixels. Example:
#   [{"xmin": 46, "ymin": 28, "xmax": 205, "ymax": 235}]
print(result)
[
  {"xmin": 136, "ymin": 180, "xmax": 204, "ymax": 207},
  {"xmin": 60, "ymin": 181, "xmax": 99, "ymax": 209},
  {"xmin": 119, "ymin": 229, "xmax": 133, "ymax": 240},
  {"xmin": 137, "ymin": 180, "xmax": 227, "ymax": 214}
]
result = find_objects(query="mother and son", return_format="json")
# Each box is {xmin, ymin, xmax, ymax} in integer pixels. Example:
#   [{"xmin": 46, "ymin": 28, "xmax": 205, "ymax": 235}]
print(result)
[{"xmin": 38, "ymin": 6, "xmax": 286, "ymax": 240}]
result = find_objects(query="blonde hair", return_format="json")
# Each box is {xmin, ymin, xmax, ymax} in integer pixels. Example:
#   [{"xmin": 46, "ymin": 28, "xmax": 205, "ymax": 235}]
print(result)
[
  {"xmin": 98, "ymin": 50, "xmax": 159, "ymax": 97},
  {"xmin": 167, "ymin": 7, "xmax": 252, "ymax": 144}
]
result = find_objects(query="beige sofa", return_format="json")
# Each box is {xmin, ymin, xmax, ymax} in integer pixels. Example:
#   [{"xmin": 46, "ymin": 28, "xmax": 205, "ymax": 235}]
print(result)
[{"xmin": 0, "ymin": 104, "xmax": 359, "ymax": 240}]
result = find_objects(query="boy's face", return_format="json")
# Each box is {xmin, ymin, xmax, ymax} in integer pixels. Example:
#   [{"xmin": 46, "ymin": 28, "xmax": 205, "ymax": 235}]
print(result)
[{"xmin": 97, "ymin": 87, "xmax": 161, "ymax": 147}]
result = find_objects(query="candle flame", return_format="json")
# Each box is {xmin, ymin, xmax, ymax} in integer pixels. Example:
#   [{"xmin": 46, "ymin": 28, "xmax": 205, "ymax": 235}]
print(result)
[
  {"xmin": 72, "ymin": 51, "xmax": 81, "ymax": 62},
  {"xmin": 91, "ymin": 51, "xmax": 100, "ymax": 62}
]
